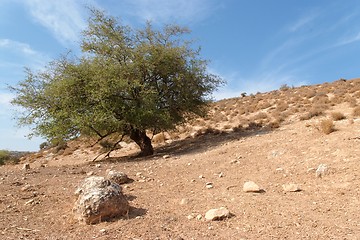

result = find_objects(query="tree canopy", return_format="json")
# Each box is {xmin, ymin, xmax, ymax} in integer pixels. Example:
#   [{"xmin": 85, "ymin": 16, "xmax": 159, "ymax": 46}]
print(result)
[{"xmin": 11, "ymin": 10, "xmax": 223, "ymax": 156}]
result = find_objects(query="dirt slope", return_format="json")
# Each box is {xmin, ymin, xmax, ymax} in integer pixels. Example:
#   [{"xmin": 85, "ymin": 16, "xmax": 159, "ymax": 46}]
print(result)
[{"xmin": 1, "ymin": 79, "xmax": 360, "ymax": 239}]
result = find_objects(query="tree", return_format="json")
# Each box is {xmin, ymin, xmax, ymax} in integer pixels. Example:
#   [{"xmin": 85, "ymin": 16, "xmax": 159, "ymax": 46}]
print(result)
[{"xmin": 11, "ymin": 10, "xmax": 223, "ymax": 157}]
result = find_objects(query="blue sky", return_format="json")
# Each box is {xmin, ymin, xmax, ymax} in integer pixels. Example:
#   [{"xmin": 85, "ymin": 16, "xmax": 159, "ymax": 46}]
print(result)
[{"xmin": 1, "ymin": 0, "xmax": 360, "ymax": 151}]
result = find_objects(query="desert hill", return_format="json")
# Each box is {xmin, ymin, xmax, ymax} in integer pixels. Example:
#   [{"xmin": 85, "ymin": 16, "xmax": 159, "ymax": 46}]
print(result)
[{"xmin": 1, "ymin": 78, "xmax": 360, "ymax": 239}]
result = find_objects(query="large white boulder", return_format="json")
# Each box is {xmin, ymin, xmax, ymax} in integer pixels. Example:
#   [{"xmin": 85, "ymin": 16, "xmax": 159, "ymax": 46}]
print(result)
[{"xmin": 73, "ymin": 176, "xmax": 129, "ymax": 224}]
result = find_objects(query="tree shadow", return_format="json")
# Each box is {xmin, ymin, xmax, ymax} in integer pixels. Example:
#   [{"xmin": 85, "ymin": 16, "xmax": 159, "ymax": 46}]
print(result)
[{"xmin": 101, "ymin": 126, "xmax": 273, "ymax": 164}]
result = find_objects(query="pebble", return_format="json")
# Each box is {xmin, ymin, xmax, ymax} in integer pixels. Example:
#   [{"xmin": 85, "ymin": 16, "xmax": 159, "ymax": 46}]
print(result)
[
  {"xmin": 282, "ymin": 183, "xmax": 301, "ymax": 192},
  {"xmin": 205, "ymin": 207, "xmax": 230, "ymax": 221},
  {"xmin": 206, "ymin": 182, "xmax": 213, "ymax": 189},
  {"xmin": 243, "ymin": 181, "xmax": 261, "ymax": 193},
  {"xmin": 180, "ymin": 198, "xmax": 189, "ymax": 205},
  {"xmin": 316, "ymin": 164, "xmax": 328, "ymax": 178},
  {"xmin": 162, "ymin": 155, "xmax": 170, "ymax": 159}
]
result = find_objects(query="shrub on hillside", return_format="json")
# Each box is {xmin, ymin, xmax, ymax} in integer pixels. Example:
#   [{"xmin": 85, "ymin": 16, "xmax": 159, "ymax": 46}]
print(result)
[
  {"xmin": 0, "ymin": 150, "xmax": 10, "ymax": 165},
  {"xmin": 319, "ymin": 119, "xmax": 335, "ymax": 134},
  {"xmin": 330, "ymin": 112, "xmax": 346, "ymax": 121},
  {"xmin": 0, "ymin": 150, "xmax": 20, "ymax": 165}
]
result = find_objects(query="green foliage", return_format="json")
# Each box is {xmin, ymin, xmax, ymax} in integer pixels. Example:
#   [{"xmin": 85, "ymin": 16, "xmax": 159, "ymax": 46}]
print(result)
[
  {"xmin": 0, "ymin": 150, "xmax": 20, "ymax": 165},
  {"xmin": 10, "ymin": 9, "xmax": 223, "ymax": 155},
  {"xmin": 0, "ymin": 150, "xmax": 10, "ymax": 165}
]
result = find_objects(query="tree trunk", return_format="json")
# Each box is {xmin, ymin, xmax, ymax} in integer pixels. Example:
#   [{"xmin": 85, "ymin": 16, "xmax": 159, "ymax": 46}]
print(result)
[{"xmin": 129, "ymin": 128, "xmax": 154, "ymax": 156}]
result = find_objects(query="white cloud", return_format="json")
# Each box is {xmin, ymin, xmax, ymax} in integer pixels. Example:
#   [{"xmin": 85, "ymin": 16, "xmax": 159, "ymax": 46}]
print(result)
[
  {"xmin": 0, "ymin": 38, "xmax": 37, "ymax": 56},
  {"xmin": 23, "ymin": 0, "xmax": 86, "ymax": 46},
  {"xmin": 118, "ymin": 0, "xmax": 221, "ymax": 24}
]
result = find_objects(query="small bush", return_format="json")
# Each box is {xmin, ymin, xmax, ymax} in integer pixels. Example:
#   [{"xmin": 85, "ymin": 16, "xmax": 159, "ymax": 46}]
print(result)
[
  {"xmin": 0, "ymin": 150, "xmax": 20, "ymax": 165},
  {"xmin": 0, "ymin": 150, "xmax": 10, "ymax": 165},
  {"xmin": 330, "ymin": 112, "xmax": 346, "ymax": 121},
  {"xmin": 319, "ymin": 119, "xmax": 335, "ymax": 134}
]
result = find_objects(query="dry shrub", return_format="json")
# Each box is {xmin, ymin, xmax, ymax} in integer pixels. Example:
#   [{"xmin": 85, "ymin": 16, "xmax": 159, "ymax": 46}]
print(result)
[
  {"xmin": 330, "ymin": 112, "xmax": 346, "ymax": 121},
  {"xmin": 345, "ymin": 96, "xmax": 357, "ymax": 107},
  {"xmin": 319, "ymin": 119, "xmax": 335, "ymax": 134},
  {"xmin": 300, "ymin": 107, "xmax": 324, "ymax": 120},
  {"xmin": 353, "ymin": 106, "xmax": 360, "ymax": 117},
  {"xmin": 276, "ymin": 101, "xmax": 288, "ymax": 112},
  {"xmin": 253, "ymin": 112, "xmax": 268, "ymax": 120},
  {"xmin": 268, "ymin": 120, "xmax": 281, "ymax": 129}
]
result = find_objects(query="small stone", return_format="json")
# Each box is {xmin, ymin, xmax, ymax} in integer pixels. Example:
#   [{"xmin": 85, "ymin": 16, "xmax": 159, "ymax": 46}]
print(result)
[
  {"xmin": 316, "ymin": 164, "xmax": 328, "ymax": 178},
  {"xmin": 21, "ymin": 185, "xmax": 32, "ymax": 192},
  {"xmin": 206, "ymin": 182, "xmax": 213, "ymax": 189},
  {"xmin": 243, "ymin": 181, "xmax": 261, "ymax": 193},
  {"xmin": 86, "ymin": 171, "xmax": 94, "ymax": 176},
  {"xmin": 106, "ymin": 170, "xmax": 129, "ymax": 185},
  {"xmin": 218, "ymin": 172, "xmax": 224, "ymax": 178},
  {"xmin": 180, "ymin": 198, "xmax": 189, "ymax": 205},
  {"xmin": 196, "ymin": 214, "xmax": 202, "ymax": 220},
  {"xmin": 162, "ymin": 155, "xmax": 170, "ymax": 159},
  {"xmin": 99, "ymin": 229, "xmax": 107, "ymax": 234},
  {"xmin": 282, "ymin": 183, "xmax": 301, "ymax": 192},
  {"xmin": 187, "ymin": 214, "xmax": 194, "ymax": 220},
  {"xmin": 205, "ymin": 207, "xmax": 230, "ymax": 221},
  {"xmin": 95, "ymin": 164, "xmax": 101, "ymax": 168},
  {"xmin": 25, "ymin": 199, "xmax": 34, "ymax": 205},
  {"xmin": 22, "ymin": 163, "xmax": 30, "ymax": 171},
  {"xmin": 198, "ymin": 175, "xmax": 204, "ymax": 179},
  {"xmin": 275, "ymin": 168, "xmax": 283, "ymax": 172},
  {"xmin": 307, "ymin": 168, "xmax": 316, "ymax": 173}
]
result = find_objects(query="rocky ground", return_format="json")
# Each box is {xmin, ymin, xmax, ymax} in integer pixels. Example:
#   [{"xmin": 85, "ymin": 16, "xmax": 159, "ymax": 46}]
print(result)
[{"xmin": 1, "ymin": 79, "xmax": 360, "ymax": 239}]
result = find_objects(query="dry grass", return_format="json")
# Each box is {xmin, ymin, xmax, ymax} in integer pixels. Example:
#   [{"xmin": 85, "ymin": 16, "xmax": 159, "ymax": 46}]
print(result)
[
  {"xmin": 330, "ymin": 112, "xmax": 346, "ymax": 121},
  {"xmin": 319, "ymin": 119, "xmax": 335, "ymax": 134}
]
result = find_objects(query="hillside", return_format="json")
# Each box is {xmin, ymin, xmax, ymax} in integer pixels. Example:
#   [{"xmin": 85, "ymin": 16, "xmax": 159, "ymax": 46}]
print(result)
[{"xmin": 1, "ymin": 78, "xmax": 360, "ymax": 239}]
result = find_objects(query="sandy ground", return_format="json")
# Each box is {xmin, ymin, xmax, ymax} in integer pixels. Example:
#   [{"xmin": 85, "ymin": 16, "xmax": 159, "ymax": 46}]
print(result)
[{"xmin": 1, "ymin": 114, "xmax": 360, "ymax": 239}]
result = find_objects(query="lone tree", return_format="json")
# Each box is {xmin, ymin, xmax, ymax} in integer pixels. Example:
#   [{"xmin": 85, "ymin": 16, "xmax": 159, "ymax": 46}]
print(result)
[{"xmin": 11, "ymin": 10, "xmax": 223, "ymax": 157}]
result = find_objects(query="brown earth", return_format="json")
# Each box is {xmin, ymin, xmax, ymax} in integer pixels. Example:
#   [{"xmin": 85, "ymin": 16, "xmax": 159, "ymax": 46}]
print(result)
[{"xmin": 1, "ymin": 79, "xmax": 360, "ymax": 239}]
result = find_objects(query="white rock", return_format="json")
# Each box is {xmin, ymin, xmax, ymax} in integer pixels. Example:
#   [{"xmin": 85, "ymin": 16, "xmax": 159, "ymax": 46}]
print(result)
[
  {"xmin": 162, "ymin": 155, "xmax": 170, "ymax": 159},
  {"xmin": 73, "ymin": 176, "xmax": 129, "ymax": 224},
  {"xmin": 205, "ymin": 207, "xmax": 230, "ymax": 221},
  {"xmin": 316, "ymin": 164, "xmax": 328, "ymax": 178},
  {"xmin": 243, "ymin": 181, "xmax": 261, "ymax": 192},
  {"xmin": 106, "ymin": 170, "xmax": 129, "ymax": 185},
  {"xmin": 282, "ymin": 183, "xmax": 301, "ymax": 192},
  {"xmin": 180, "ymin": 198, "xmax": 189, "ymax": 205},
  {"xmin": 206, "ymin": 182, "xmax": 213, "ymax": 189}
]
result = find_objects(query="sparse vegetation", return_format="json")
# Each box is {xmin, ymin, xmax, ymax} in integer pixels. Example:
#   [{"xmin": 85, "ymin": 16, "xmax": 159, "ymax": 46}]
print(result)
[
  {"xmin": 0, "ymin": 150, "xmax": 21, "ymax": 165},
  {"xmin": 319, "ymin": 119, "xmax": 335, "ymax": 134},
  {"xmin": 330, "ymin": 112, "xmax": 346, "ymax": 121}
]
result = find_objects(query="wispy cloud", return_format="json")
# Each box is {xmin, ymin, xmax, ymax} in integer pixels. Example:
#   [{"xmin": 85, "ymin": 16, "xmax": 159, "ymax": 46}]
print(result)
[
  {"xmin": 288, "ymin": 13, "xmax": 318, "ymax": 33},
  {"xmin": 0, "ymin": 39, "xmax": 37, "ymax": 56},
  {"xmin": 0, "ymin": 38, "xmax": 49, "ymax": 72},
  {"xmin": 116, "ymin": 0, "xmax": 221, "ymax": 24},
  {"xmin": 23, "ymin": 0, "xmax": 87, "ymax": 46}
]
